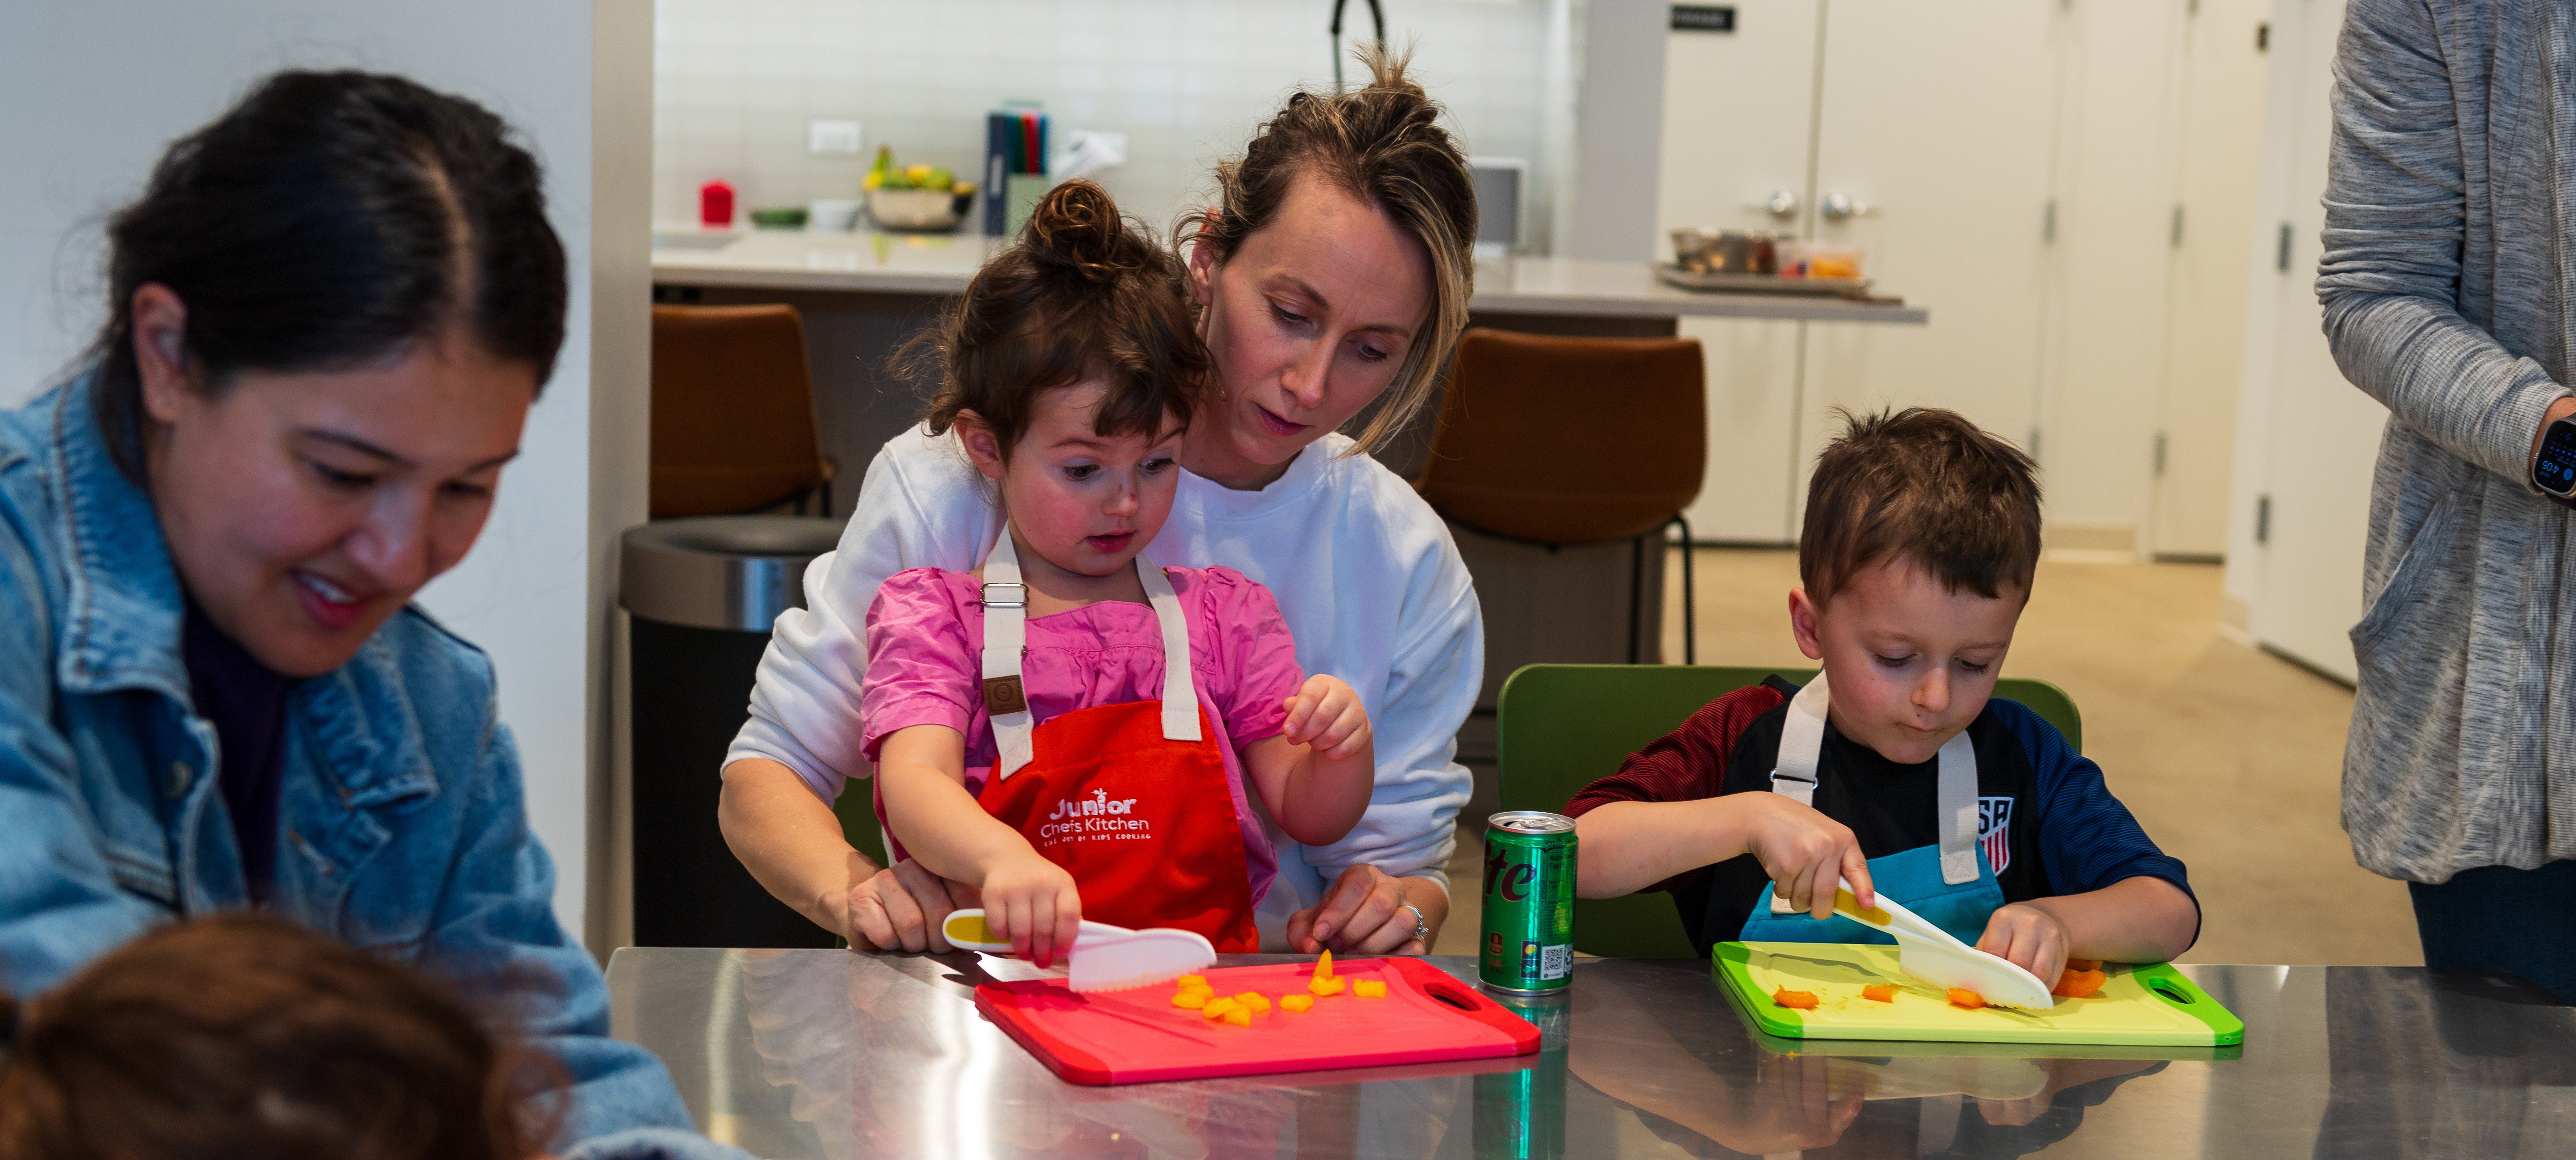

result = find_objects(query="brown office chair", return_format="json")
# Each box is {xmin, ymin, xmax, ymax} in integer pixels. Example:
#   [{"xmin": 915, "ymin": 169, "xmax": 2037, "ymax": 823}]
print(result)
[
  {"xmin": 1414, "ymin": 327, "xmax": 1707, "ymax": 661},
  {"xmin": 650, "ymin": 304, "xmax": 837, "ymax": 517}
]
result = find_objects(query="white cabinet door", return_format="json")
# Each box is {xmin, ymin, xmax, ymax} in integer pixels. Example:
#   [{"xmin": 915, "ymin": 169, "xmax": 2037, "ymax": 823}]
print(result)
[
  {"xmin": 1658, "ymin": 0, "xmax": 1821, "ymax": 544},
  {"xmin": 1796, "ymin": 0, "xmax": 2062, "ymax": 516},
  {"xmin": 2151, "ymin": 0, "xmax": 2273, "ymax": 558},
  {"xmin": 2245, "ymin": 0, "xmax": 2375, "ymax": 684}
]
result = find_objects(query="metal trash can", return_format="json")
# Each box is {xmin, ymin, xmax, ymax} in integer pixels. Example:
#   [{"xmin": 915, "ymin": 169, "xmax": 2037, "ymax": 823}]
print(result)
[{"xmin": 621, "ymin": 516, "xmax": 851, "ymax": 948}]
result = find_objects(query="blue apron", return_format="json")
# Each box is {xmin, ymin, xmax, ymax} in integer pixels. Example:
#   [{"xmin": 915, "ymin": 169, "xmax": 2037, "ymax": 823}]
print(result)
[{"xmin": 1737, "ymin": 671, "xmax": 2005, "ymax": 947}]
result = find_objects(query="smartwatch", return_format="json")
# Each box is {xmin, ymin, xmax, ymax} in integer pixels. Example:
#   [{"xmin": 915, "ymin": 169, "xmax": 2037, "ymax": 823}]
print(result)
[{"xmin": 2538, "ymin": 413, "xmax": 2576, "ymax": 507}]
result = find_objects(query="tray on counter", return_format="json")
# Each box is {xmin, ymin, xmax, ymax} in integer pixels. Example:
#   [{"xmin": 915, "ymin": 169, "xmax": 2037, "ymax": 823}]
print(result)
[{"xmin": 1652, "ymin": 263, "xmax": 1870, "ymax": 296}]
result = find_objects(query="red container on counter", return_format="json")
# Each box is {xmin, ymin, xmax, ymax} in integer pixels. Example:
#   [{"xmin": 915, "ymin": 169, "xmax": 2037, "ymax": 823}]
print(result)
[{"xmin": 699, "ymin": 180, "xmax": 735, "ymax": 228}]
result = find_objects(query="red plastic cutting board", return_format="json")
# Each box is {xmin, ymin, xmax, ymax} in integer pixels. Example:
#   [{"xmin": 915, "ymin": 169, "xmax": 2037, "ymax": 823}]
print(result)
[{"xmin": 974, "ymin": 957, "xmax": 1540, "ymax": 1085}]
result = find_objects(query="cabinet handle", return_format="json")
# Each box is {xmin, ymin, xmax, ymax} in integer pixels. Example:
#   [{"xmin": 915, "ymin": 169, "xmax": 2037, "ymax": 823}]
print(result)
[{"xmin": 1820, "ymin": 191, "xmax": 1877, "ymax": 221}]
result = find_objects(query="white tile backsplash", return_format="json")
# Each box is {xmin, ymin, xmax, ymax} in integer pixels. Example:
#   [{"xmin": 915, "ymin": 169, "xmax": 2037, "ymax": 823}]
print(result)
[{"xmin": 655, "ymin": 0, "xmax": 1562, "ymax": 247}]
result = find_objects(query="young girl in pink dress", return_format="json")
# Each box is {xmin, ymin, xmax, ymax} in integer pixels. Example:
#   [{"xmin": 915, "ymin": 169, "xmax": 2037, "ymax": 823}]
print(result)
[{"xmin": 861, "ymin": 181, "xmax": 1377, "ymax": 966}]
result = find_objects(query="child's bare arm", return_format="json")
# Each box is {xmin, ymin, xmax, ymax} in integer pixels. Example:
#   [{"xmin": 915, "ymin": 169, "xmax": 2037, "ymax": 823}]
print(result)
[
  {"xmin": 1977, "ymin": 876, "xmax": 2199, "ymax": 986},
  {"xmin": 875, "ymin": 724, "xmax": 1081, "ymax": 965},
  {"xmin": 1574, "ymin": 795, "xmax": 1875, "ymax": 916},
  {"xmin": 1242, "ymin": 675, "xmax": 1376, "ymax": 847}
]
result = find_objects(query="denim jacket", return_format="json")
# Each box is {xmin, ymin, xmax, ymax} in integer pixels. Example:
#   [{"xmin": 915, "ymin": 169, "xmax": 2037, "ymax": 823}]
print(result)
[{"xmin": 0, "ymin": 373, "xmax": 744, "ymax": 1160}]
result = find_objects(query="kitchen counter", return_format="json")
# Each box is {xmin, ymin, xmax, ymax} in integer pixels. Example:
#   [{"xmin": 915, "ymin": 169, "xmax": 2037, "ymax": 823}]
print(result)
[
  {"xmin": 607, "ymin": 949, "xmax": 2576, "ymax": 1159},
  {"xmin": 651, "ymin": 227, "xmax": 1930, "ymax": 325}
]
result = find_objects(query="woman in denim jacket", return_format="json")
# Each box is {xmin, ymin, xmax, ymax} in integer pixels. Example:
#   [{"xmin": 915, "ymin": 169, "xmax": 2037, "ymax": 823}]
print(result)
[{"xmin": 0, "ymin": 72, "xmax": 739, "ymax": 1160}]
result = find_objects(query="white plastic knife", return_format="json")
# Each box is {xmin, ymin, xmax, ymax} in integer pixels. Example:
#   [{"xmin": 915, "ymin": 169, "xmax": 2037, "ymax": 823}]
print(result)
[
  {"xmin": 940, "ymin": 908, "xmax": 1217, "ymax": 993},
  {"xmin": 1830, "ymin": 883, "xmax": 2056, "ymax": 1011}
]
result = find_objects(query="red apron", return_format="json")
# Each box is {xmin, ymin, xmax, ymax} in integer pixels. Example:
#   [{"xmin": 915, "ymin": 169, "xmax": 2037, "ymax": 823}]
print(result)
[{"xmin": 973, "ymin": 534, "xmax": 1260, "ymax": 952}]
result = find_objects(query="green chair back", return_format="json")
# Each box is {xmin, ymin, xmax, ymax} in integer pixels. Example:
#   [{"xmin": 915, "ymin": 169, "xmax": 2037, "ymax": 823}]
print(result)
[
  {"xmin": 1494, "ymin": 664, "xmax": 2081, "ymax": 959},
  {"xmin": 835, "ymin": 779, "xmax": 890, "ymax": 870}
]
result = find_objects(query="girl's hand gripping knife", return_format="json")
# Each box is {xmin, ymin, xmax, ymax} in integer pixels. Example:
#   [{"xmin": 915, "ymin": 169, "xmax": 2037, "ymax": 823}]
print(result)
[{"xmin": 941, "ymin": 909, "xmax": 1219, "ymax": 993}]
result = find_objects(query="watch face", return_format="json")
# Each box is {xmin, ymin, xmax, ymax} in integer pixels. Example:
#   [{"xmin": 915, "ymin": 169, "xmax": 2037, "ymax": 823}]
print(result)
[{"xmin": 2543, "ymin": 420, "xmax": 2576, "ymax": 496}]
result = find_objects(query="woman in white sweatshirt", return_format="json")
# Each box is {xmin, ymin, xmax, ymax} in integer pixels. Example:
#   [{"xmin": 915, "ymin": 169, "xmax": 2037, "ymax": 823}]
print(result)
[{"xmin": 717, "ymin": 51, "xmax": 1484, "ymax": 956}]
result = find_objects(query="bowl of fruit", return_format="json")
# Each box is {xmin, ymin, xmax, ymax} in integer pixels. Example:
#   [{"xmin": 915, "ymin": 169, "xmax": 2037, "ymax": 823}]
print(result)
[{"xmin": 864, "ymin": 148, "xmax": 975, "ymax": 231}]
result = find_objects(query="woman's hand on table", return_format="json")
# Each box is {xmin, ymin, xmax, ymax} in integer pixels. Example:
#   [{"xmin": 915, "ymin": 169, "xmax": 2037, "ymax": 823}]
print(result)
[
  {"xmin": 844, "ymin": 857, "xmax": 979, "ymax": 953},
  {"xmin": 1286, "ymin": 865, "xmax": 1446, "ymax": 955}
]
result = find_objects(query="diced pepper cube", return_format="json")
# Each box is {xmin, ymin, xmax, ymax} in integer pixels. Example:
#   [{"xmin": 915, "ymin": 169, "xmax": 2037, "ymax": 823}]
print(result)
[
  {"xmin": 1237, "ymin": 993, "xmax": 1271, "ymax": 1012},
  {"xmin": 2051, "ymin": 968, "xmax": 2107, "ymax": 999},
  {"xmin": 1771, "ymin": 987, "xmax": 1820, "ymax": 1010},
  {"xmin": 1279, "ymin": 994, "xmax": 1315, "ymax": 1013},
  {"xmin": 1201, "ymin": 998, "xmax": 1239, "ymax": 1021},
  {"xmin": 1172, "ymin": 990, "xmax": 1207, "ymax": 1009},
  {"xmin": 1222, "ymin": 1006, "xmax": 1253, "ymax": 1027},
  {"xmin": 1308, "ymin": 976, "xmax": 1346, "ymax": 997},
  {"xmin": 1945, "ymin": 988, "xmax": 1987, "ymax": 1010},
  {"xmin": 1861, "ymin": 984, "xmax": 1897, "ymax": 1003},
  {"xmin": 1178, "ymin": 975, "xmax": 1208, "ymax": 988},
  {"xmin": 1353, "ymin": 980, "xmax": 1387, "ymax": 998},
  {"xmin": 1315, "ymin": 949, "xmax": 1334, "ymax": 981}
]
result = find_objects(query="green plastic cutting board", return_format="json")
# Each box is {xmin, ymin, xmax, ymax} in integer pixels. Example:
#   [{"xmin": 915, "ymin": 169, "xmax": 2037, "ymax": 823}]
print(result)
[{"xmin": 1713, "ymin": 942, "xmax": 2245, "ymax": 1047}]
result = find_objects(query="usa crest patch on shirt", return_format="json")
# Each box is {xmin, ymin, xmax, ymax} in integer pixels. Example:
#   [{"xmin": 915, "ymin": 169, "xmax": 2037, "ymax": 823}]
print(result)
[{"xmin": 1978, "ymin": 796, "xmax": 2013, "ymax": 873}]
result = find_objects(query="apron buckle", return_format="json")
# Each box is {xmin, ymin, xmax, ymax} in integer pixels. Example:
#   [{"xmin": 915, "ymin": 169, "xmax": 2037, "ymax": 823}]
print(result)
[{"xmin": 983, "ymin": 674, "xmax": 1028, "ymax": 715}]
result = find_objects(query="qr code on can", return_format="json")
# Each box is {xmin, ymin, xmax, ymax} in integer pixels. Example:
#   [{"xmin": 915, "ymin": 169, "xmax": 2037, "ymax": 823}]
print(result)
[{"xmin": 1540, "ymin": 944, "xmax": 1572, "ymax": 980}]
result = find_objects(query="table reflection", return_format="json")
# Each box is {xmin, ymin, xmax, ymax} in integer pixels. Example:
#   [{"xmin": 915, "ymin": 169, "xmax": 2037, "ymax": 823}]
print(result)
[{"xmin": 607, "ymin": 950, "xmax": 2576, "ymax": 1159}]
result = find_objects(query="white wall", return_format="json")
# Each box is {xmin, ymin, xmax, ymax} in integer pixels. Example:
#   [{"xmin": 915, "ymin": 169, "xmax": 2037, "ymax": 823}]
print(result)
[
  {"xmin": 654, "ymin": 0, "xmax": 1565, "ymax": 244},
  {"xmin": 0, "ymin": 2, "xmax": 649, "ymax": 949}
]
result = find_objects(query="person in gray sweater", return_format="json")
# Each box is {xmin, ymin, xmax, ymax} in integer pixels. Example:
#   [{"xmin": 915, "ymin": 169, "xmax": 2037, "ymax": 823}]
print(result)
[{"xmin": 2319, "ymin": 0, "xmax": 2576, "ymax": 1002}]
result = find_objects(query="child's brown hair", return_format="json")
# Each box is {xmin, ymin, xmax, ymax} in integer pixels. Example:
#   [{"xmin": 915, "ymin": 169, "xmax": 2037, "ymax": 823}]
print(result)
[
  {"xmin": 0, "ymin": 914, "xmax": 563, "ymax": 1160},
  {"xmin": 919, "ymin": 179, "xmax": 1208, "ymax": 456},
  {"xmin": 1799, "ymin": 407, "xmax": 2043, "ymax": 603}
]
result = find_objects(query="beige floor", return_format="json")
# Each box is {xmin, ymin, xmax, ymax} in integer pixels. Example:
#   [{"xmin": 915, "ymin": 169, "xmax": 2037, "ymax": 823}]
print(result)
[{"xmin": 1431, "ymin": 547, "xmax": 2422, "ymax": 967}]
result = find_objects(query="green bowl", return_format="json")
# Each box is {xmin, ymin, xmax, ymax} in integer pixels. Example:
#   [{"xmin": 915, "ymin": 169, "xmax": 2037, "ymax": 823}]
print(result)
[{"xmin": 748, "ymin": 206, "xmax": 809, "ymax": 229}]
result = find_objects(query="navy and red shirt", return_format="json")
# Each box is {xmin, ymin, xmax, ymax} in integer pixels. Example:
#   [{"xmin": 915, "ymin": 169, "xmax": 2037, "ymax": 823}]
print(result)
[{"xmin": 1564, "ymin": 676, "xmax": 2196, "ymax": 958}]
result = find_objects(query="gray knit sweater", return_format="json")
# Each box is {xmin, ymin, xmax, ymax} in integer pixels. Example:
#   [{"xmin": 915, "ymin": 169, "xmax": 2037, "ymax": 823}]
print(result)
[{"xmin": 2320, "ymin": 0, "xmax": 2576, "ymax": 883}]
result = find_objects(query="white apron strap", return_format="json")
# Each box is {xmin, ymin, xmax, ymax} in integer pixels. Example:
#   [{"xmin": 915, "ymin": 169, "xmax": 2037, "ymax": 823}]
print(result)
[
  {"xmin": 1768, "ymin": 672, "xmax": 1832, "ymax": 913},
  {"xmin": 1135, "ymin": 554, "xmax": 1202, "ymax": 742},
  {"xmin": 980, "ymin": 533, "xmax": 1036, "ymax": 780},
  {"xmin": 1936, "ymin": 730, "xmax": 1980, "ymax": 885}
]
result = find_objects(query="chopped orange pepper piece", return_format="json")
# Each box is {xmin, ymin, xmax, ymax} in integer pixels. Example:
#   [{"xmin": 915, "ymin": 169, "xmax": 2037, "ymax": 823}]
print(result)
[
  {"xmin": 1236, "ymin": 993, "xmax": 1272, "ymax": 1012},
  {"xmin": 1222, "ymin": 1006, "xmax": 1254, "ymax": 1027},
  {"xmin": 1771, "ymin": 987, "xmax": 1820, "ymax": 1010},
  {"xmin": 1178, "ymin": 975, "xmax": 1208, "ymax": 988},
  {"xmin": 1315, "ymin": 950, "xmax": 1334, "ymax": 980},
  {"xmin": 1308, "ymin": 975, "xmax": 1346, "ymax": 997},
  {"xmin": 1172, "ymin": 990, "xmax": 1207, "ymax": 1009},
  {"xmin": 1945, "ymin": 987, "xmax": 1987, "ymax": 1010},
  {"xmin": 1861, "ymin": 984, "xmax": 1898, "ymax": 1003},
  {"xmin": 1201, "ymin": 998, "xmax": 1240, "ymax": 1021},
  {"xmin": 2051, "ymin": 968, "xmax": 2108, "ymax": 999},
  {"xmin": 1353, "ymin": 979, "xmax": 1387, "ymax": 998},
  {"xmin": 1279, "ymin": 994, "xmax": 1315, "ymax": 1012}
]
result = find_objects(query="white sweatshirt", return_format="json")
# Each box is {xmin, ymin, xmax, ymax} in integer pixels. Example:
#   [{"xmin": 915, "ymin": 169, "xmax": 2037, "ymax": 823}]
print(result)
[{"xmin": 728, "ymin": 424, "xmax": 1482, "ymax": 947}]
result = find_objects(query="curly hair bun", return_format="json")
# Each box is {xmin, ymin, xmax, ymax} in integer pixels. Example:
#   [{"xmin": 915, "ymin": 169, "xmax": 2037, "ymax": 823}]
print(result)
[{"xmin": 1022, "ymin": 179, "xmax": 1146, "ymax": 284}]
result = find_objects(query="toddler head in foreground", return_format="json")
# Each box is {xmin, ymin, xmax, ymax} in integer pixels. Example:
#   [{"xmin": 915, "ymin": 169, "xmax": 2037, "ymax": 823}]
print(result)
[{"xmin": 0, "ymin": 914, "xmax": 558, "ymax": 1160}]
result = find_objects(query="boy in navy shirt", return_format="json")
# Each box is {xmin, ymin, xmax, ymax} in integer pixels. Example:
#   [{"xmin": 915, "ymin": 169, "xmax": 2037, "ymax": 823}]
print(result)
[{"xmin": 1566, "ymin": 409, "xmax": 2197, "ymax": 981}]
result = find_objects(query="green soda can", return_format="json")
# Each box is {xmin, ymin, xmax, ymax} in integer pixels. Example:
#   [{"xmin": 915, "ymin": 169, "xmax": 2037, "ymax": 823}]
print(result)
[{"xmin": 1479, "ymin": 810, "xmax": 1577, "ymax": 995}]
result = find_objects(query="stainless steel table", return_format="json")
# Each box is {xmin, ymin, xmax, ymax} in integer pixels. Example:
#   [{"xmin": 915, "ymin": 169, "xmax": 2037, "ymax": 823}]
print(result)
[{"xmin": 606, "ymin": 950, "xmax": 2576, "ymax": 1158}]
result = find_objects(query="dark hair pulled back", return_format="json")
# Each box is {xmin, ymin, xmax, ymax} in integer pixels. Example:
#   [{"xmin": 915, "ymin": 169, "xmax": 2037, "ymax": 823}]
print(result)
[
  {"xmin": 0, "ymin": 913, "xmax": 564, "ymax": 1160},
  {"xmin": 89, "ymin": 69, "xmax": 568, "ymax": 479},
  {"xmin": 918, "ymin": 179, "xmax": 1207, "ymax": 454},
  {"xmin": 1181, "ymin": 46, "xmax": 1478, "ymax": 455}
]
